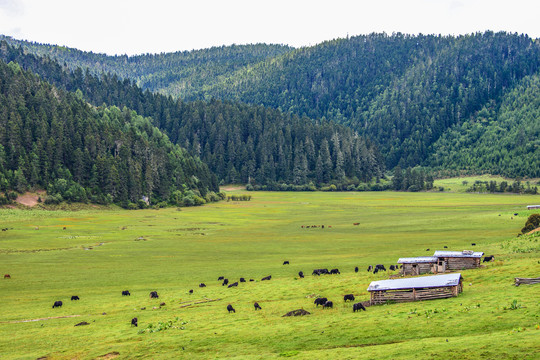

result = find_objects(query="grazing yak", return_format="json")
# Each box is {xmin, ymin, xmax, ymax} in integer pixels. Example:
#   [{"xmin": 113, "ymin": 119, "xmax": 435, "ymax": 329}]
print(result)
[
  {"xmin": 312, "ymin": 268, "xmax": 329, "ymax": 275},
  {"xmin": 389, "ymin": 265, "xmax": 395, "ymax": 271},
  {"xmin": 298, "ymin": 271, "xmax": 304, "ymax": 278},
  {"xmin": 254, "ymin": 302, "xmax": 262, "ymax": 310},
  {"xmin": 444, "ymin": 245, "xmax": 448, "ymax": 248},
  {"xmin": 189, "ymin": 289, "xmax": 193, "ymax": 294},
  {"xmin": 355, "ymin": 266, "xmax": 359, "ymax": 273},
  {"xmin": 471, "ymin": 243, "xmax": 476, "ymax": 246},
  {"xmin": 367, "ymin": 265, "xmax": 373, "ymax": 272},
  {"xmin": 71, "ymin": 295, "xmax": 80, "ymax": 301},
  {"xmin": 240, "ymin": 278, "xmax": 246, "ymax": 282},
  {"xmin": 149, "ymin": 291, "xmax": 159, "ymax": 299},
  {"xmin": 375, "ymin": 264, "xmax": 386, "ymax": 271},
  {"xmin": 4, "ymin": 274, "xmax": 11, "ymax": 279},
  {"xmin": 228, "ymin": 282, "xmax": 239, "ymax": 288},
  {"xmin": 330, "ymin": 268, "xmax": 340, "ymax": 274},
  {"xmin": 426, "ymin": 248, "xmax": 430, "ymax": 251},
  {"xmin": 199, "ymin": 283, "xmax": 206, "ymax": 287},
  {"xmin": 52, "ymin": 301, "xmax": 63, "ymax": 308},
  {"xmin": 283, "ymin": 261, "xmax": 290, "ymax": 265},
  {"xmin": 249, "ymin": 279, "xmax": 254, "ymax": 282},
  {"xmin": 373, "ymin": 268, "xmax": 379, "ymax": 274},
  {"xmin": 218, "ymin": 276, "xmax": 224, "ymax": 281},
  {"xmin": 122, "ymin": 290, "xmax": 130, "ymax": 296},
  {"xmin": 483, "ymin": 255, "xmax": 495, "ymax": 262},
  {"xmin": 353, "ymin": 302, "xmax": 366, "ymax": 312},
  {"xmin": 344, "ymin": 294, "xmax": 355, "ymax": 302},
  {"xmin": 222, "ymin": 279, "xmax": 229, "ymax": 286},
  {"xmin": 261, "ymin": 275, "xmax": 272, "ymax": 281},
  {"xmin": 227, "ymin": 304, "xmax": 235, "ymax": 313},
  {"xmin": 314, "ymin": 297, "xmax": 328, "ymax": 306},
  {"xmin": 323, "ymin": 301, "xmax": 333, "ymax": 309},
  {"xmin": 131, "ymin": 317, "xmax": 138, "ymax": 327}
]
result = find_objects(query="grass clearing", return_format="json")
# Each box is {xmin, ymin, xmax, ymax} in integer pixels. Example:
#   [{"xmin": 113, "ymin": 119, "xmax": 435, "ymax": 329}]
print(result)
[
  {"xmin": 433, "ymin": 175, "xmax": 540, "ymax": 193},
  {"xmin": 1, "ymin": 191, "xmax": 539, "ymax": 359}
]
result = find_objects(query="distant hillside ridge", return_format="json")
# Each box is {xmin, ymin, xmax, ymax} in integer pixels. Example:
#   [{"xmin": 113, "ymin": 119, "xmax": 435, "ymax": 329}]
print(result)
[
  {"xmin": 0, "ymin": 35, "xmax": 294, "ymax": 98},
  {"xmin": 0, "ymin": 59, "xmax": 219, "ymax": 207}
]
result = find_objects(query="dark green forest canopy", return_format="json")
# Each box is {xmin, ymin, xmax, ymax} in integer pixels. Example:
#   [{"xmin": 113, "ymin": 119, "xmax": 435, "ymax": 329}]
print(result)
[
  {"xmin": 0, "ymin": 41, "xmax": 384, "ymax": 186},
  {"xmin": 0, "ymin": 59, "xmax": 218, "ymax": 205},
  {"xmin": 427, "ymin": 73, "xmax": 540, "ymax": 178},
  {"xmin": 3, "ymin": 32, "xmax": 540, "ymax": 179}
]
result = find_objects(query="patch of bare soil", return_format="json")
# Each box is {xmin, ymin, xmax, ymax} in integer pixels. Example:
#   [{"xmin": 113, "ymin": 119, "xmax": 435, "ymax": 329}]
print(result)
[
  {"xmin": 220, "ymin": 185, "xmax": 246, "ymax": 191},
  {"xmin": 526, "ymin": 227, "xmax": 540, "ymax": 235},
  {"xmin": 15, "ymin": 191, "xmax": 45, "ymax": 207},
  {"xmin": 96, "ymin": 352, "xmax": 120, "ymax": 359}
]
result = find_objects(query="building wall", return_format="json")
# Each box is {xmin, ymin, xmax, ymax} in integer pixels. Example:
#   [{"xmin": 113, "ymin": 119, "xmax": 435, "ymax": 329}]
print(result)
[
  {"xmin": 401, "ymin": 263, "xmax": 436, "ymax": 275},
  {"xmin": 370, "ymin": 286, "xmax": 457, "ymax": 305},
  {"xmin": 445, "ymin": 257, "xmax": 480, "ymax": 270}
]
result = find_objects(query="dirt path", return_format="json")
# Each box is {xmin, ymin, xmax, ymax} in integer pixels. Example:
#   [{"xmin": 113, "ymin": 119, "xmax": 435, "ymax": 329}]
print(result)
[{"xmin": 2, "ymin": 314, "xmax": 81, "ymax": 323}]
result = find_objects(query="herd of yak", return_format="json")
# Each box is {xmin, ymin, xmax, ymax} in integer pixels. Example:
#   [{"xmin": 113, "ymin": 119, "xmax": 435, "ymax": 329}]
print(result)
[
  {"xmin": 42, "ymin": 260, "xmax": 401, "ymax": 327},
  {"xmin": 6, "ymin": 254, "xmax": 498, "ymax": 328}
]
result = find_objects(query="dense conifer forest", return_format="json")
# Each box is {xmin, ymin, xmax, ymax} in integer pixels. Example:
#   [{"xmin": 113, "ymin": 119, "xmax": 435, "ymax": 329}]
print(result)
[
  {"xmin": 0, "ymin": 59, "xmax": 219, "ymax": 207},
  {"xmin": 1, "ymin": 31, "xmax": 539, "ymax": 197},
  {"xmin": 0, "ymin": 42, "xmax": 384, "ymax": 188}
]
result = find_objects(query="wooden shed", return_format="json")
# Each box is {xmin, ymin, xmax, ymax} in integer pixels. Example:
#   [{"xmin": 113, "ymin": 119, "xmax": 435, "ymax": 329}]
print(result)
[
  {"xmin": 397, "ymin": 257, "xmax": 438, "ymax": 275},
  {"xmin": 433, "ymin": 250, "xmax": 483, "ymax": 270},
  {"xmin": 367, "ymin": 273, "xmax": 463, "ymax": 305}
]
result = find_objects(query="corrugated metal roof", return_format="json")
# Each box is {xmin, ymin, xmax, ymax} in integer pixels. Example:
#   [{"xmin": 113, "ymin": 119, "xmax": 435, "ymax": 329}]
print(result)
[
  {"xmin": 367, "ymin": 273, "xmax": 462, "ymax": 291},
  {"xmin": 397, "ymin": 257, "xmax": 438, "ymax": 264},
  {"xmin": 433, "ymin": 250, "xmax": 484, "ymax": 258}
]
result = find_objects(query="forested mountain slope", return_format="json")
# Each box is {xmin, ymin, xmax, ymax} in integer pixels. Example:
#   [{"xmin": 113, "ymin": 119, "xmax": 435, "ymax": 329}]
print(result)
[
  {"xmin": 427, "ymin": 74, "xmax": 540, "ymax": 178},
  {"xmin": 0, "ymin": 35, "xmax": 293, "ymax": 98},
  {"xmin": 183, "ymin": 32, "xmax": 540, "ymax": 169},
  {"xmin": 0, "ymin": 42, "xmax": 383, "ymax": 187},
  {"xmin": 3, "ymin": 32, "xmax": 539, "ymax": 178},
  {"xmin": 0, "ymin": 59, "xmax": 219, "ymax": 206}
]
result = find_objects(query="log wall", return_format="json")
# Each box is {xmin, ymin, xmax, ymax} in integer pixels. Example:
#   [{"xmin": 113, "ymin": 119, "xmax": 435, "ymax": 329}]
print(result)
[
  {"xmin": 370, "ymin": 286, "xmax": 458, "ymax": 305},
  {"xmin": 445, "ymin": 257, "xmax": 480, "ymax": 270},
  {"xmin": 401, "ymin": 263, "xmax": 436, "ymax": 276}
]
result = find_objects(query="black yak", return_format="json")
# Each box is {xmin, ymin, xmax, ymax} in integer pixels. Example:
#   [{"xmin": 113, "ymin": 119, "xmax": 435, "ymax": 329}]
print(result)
[{"xmin": 353, "ymin": 302, "xmax": 366, "ymax": 312}]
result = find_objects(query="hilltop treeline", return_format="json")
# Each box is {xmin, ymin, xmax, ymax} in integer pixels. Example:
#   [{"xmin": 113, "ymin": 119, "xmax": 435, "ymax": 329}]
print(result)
[
  {"xmin": 0, "ymin": 41, "xmax": 384, "ymax": 186},
  {"xmin": 0, "ymin": 36, "xmax": 292, "ymax": 96},
  {"xmin": 0, "ymin": 60, "xmax": 219, "ymax": 206}
]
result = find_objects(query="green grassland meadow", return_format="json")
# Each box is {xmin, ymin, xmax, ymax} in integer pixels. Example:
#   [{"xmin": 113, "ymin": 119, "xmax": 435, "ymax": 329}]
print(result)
[{"xmin": 1, "ymin": 191, "xmax": 539, "ymax": 359}]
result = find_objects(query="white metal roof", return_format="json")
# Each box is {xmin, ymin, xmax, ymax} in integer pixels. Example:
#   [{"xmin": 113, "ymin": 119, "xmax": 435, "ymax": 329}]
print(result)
[
  {"xmin": 367, "ymin": 273, "xmax": 463, "ymax": 291},
  {"xmin": 397, "ymin": 257, "xmax": 438, "ymax": 264},
  {"xmin": 434, "ymin": 250, "xmax": 484, "ymax": 258}
]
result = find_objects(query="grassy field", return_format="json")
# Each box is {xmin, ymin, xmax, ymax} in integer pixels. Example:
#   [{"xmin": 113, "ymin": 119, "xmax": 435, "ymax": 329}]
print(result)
[
  {"xmin": 1, "ymin": 191, "xmax": 539, "ymax": 359},
  {"xmin": 433, "ymin": 175, "xmax": 540, "ymax": 193}
]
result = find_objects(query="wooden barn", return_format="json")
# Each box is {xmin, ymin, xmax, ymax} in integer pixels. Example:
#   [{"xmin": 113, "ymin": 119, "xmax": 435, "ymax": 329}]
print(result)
[
  {"xmin": 433, "ymin": 250, "xmax": 484, "ymax": 270},
  {"xmin": 397, "ymin": 257, "xmax": 438, "ymax": 275},
  {"xmin": 367, "ymin": 273, "xmax": 463, "ymax": 305}
]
